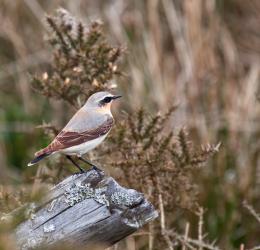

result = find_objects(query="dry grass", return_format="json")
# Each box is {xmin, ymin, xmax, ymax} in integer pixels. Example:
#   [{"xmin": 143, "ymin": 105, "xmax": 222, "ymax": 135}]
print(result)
[{"xmin": 0, "ymin": 0, "xmax": 259, "ymax": 249}]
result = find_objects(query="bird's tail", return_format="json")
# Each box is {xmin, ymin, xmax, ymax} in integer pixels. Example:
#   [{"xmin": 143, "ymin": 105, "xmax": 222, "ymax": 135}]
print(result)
[{"xmin": 27, "ymin": 152, "xmax": 52, "ymax": 166}]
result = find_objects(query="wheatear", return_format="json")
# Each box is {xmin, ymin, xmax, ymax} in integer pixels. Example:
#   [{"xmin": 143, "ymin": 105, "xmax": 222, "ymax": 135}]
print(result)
[{"xmin": 28, "ymin": 91, "xmax": 121, "ymax": 172}]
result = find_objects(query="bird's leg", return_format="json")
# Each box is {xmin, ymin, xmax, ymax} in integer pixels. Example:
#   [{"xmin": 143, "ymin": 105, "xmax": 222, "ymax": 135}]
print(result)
[
  {"xmin": 66, "ymin": 155, "xmax": 85, "ymax": 173},
  {"xmin": 78, "ymin": 156, "xmax": 102, "ymax": 172}
]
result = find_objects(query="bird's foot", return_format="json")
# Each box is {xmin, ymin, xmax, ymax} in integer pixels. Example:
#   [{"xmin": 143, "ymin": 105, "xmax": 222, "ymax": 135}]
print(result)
[
  {"xmin": 78, "ymin": 157, "xmax": 103, "ymax": 171},
  {"xmin": 90, "ymin": 165, "xmax": 101, "ymax": 172},
  {"xmin": 66, "ymin": 155, "xmax": 87, "ymax": 174},
  {"xmin": 89, "ymin": 165, "xmax": 104, "ymax": 179},
  {"xmin": 73, "ymin": 165, "xmax": 103, "ymax": 177},
  {"xmin": 72, "ymin": 167, "xmax": 87, "ymax": 175}
]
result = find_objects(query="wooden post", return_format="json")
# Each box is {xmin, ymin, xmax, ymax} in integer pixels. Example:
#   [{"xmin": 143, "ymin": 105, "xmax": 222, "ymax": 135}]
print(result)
[{"xmin": 14, "ymin": 169, "xmax": 158, "ymax": 249}]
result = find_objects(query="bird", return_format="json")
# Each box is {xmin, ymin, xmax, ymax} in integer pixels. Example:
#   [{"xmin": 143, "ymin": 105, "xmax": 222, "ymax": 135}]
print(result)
[{"xmin": 28, "ymin": 91, "xmax": 121, "ymax": 172}]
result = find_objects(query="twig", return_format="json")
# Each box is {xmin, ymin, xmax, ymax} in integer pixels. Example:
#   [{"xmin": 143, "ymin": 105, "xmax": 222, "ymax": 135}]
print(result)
[
  {"xmin": 149, "ymin": 222, "xmax": 154, "ymax": 250},
  {"xmin": 126, "ymin": 236, "xmax": 135, "ymax": 250},
  {"xmin": 243, "ymin": 200, "xmax": 260, "ymax": 223},
  {"xmin": 247, "ymin": 246, "xmax": 260, "ymax": 250},
  {"xmin": 182, "ymin": 222, "xmax": 190, "ymax": 250},
  {"xmin": 159, "ymin": 193, "xmax": 173, "ymax": 250},
  {"xmin": 198, "ymin": 207, "xmax": 204, "ymax": 250},
  {"xmin": 169, "ymin": 230, "xmax": 221, "ymax": 250},
  {"xmin": 171, "ymin": 230, "xmax": 196, "ymax": 250}
]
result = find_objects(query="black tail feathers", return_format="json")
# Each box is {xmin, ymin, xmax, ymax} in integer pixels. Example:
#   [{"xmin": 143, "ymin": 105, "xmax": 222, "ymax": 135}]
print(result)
[{"xmin": 27, "ymin": 152, "xmax": 52, "ymax": 166}]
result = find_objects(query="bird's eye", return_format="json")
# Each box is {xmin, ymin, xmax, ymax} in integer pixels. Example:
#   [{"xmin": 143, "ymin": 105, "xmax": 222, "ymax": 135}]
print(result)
[{"xmin": 102, "ymin": 97, "xmax": 112, "ymax": 103}]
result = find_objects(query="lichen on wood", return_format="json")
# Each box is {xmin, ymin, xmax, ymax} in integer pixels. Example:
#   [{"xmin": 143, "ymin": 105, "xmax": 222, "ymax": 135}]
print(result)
[{"xmin": 14, "ymin": 169, "xmax": 158, "ymax": 249}]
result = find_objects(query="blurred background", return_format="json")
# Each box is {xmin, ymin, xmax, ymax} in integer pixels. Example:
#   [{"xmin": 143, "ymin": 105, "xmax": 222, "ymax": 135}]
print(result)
[{"xmin": 0, "ymin": 0, "xmax": 259, "ymax": 249}]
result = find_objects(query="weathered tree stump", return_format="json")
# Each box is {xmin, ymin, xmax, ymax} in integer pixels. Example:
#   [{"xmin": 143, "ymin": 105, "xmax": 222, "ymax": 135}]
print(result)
[{"xmin": 15, "ymin": 169, "xmax": 158, "ymax": 249}]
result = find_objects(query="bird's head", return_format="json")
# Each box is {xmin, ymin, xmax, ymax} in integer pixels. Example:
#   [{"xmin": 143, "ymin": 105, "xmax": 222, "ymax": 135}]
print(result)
[{"xmin": 84, "ymin": 91, "xmax": 122, "ymax": 112}]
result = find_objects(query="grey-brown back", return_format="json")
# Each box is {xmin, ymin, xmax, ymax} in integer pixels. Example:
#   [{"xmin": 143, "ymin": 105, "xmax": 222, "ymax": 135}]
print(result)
[{"xmin": 63, "ymin": 108, "xmax": 113, "ymax": 133}]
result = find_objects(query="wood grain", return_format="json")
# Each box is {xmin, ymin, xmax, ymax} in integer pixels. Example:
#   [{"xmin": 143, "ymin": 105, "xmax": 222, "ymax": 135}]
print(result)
[{"xmin": 15, "ymin": 169, "xmax": 158, "ymax": 249}]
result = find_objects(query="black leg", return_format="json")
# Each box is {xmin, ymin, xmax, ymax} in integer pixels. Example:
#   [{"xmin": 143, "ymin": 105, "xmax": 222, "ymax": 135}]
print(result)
[
  {"xmin": 66, "ymin": 155, "xmax": 85, "ymax": 173},
  {"xmin": 78, "ymin": 156, "xmax": 101, "ymax": 172}
]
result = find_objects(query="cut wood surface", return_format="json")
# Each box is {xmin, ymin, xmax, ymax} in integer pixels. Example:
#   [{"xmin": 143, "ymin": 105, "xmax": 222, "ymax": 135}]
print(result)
[{"xmin": 15, "ymin": 169, "xmax": 158, "ymax": 249}]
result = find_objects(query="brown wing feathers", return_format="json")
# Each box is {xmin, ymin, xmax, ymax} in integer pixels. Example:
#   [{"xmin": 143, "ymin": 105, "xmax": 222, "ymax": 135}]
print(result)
[{"xmin": 35, "ymin": 117, "xmax": 114, "ymax": 157}]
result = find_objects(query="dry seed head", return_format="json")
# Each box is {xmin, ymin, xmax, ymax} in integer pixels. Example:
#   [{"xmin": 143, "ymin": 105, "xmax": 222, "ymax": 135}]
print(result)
[
  {"xmin": 64, "ymin": 78, "xmax": 70, "ymax": 85},
  {"xmin": 42, "ymin": 72, "xmax": 49, "ymax": 80}
]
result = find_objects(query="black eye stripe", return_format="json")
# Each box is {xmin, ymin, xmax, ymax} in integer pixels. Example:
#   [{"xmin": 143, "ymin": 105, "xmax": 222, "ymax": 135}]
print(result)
[
  {"xmin": 100, "ymin": 96, "xmax": 112, "ymax": 105},
  {"xmin": 103, "ymin": 97, "xmax": 112, "ymax": 103}
]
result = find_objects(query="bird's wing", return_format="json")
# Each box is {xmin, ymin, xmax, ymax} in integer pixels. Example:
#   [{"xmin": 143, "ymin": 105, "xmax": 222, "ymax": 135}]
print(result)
[{"xmin": 35, "ymin": 116, "xmax": 114, "ymax": 156}]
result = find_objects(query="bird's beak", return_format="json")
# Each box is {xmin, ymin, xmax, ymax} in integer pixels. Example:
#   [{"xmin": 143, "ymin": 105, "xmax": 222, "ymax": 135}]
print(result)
[{"xmin": 112, "ymin": 95, "xmax": 122, "ymax": 100}]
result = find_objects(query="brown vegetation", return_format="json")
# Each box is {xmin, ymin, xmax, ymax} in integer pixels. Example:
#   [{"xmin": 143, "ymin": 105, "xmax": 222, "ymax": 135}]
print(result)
[{"xmin": 0, "ymin": 1, "xmax": 259, "ymax": 249}]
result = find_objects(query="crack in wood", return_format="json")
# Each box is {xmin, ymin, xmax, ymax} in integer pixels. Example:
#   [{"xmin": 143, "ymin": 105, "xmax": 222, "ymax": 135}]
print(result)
[{"xmin": 14, "ymin": 169, "xmax": 158, "ymax": 249}]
